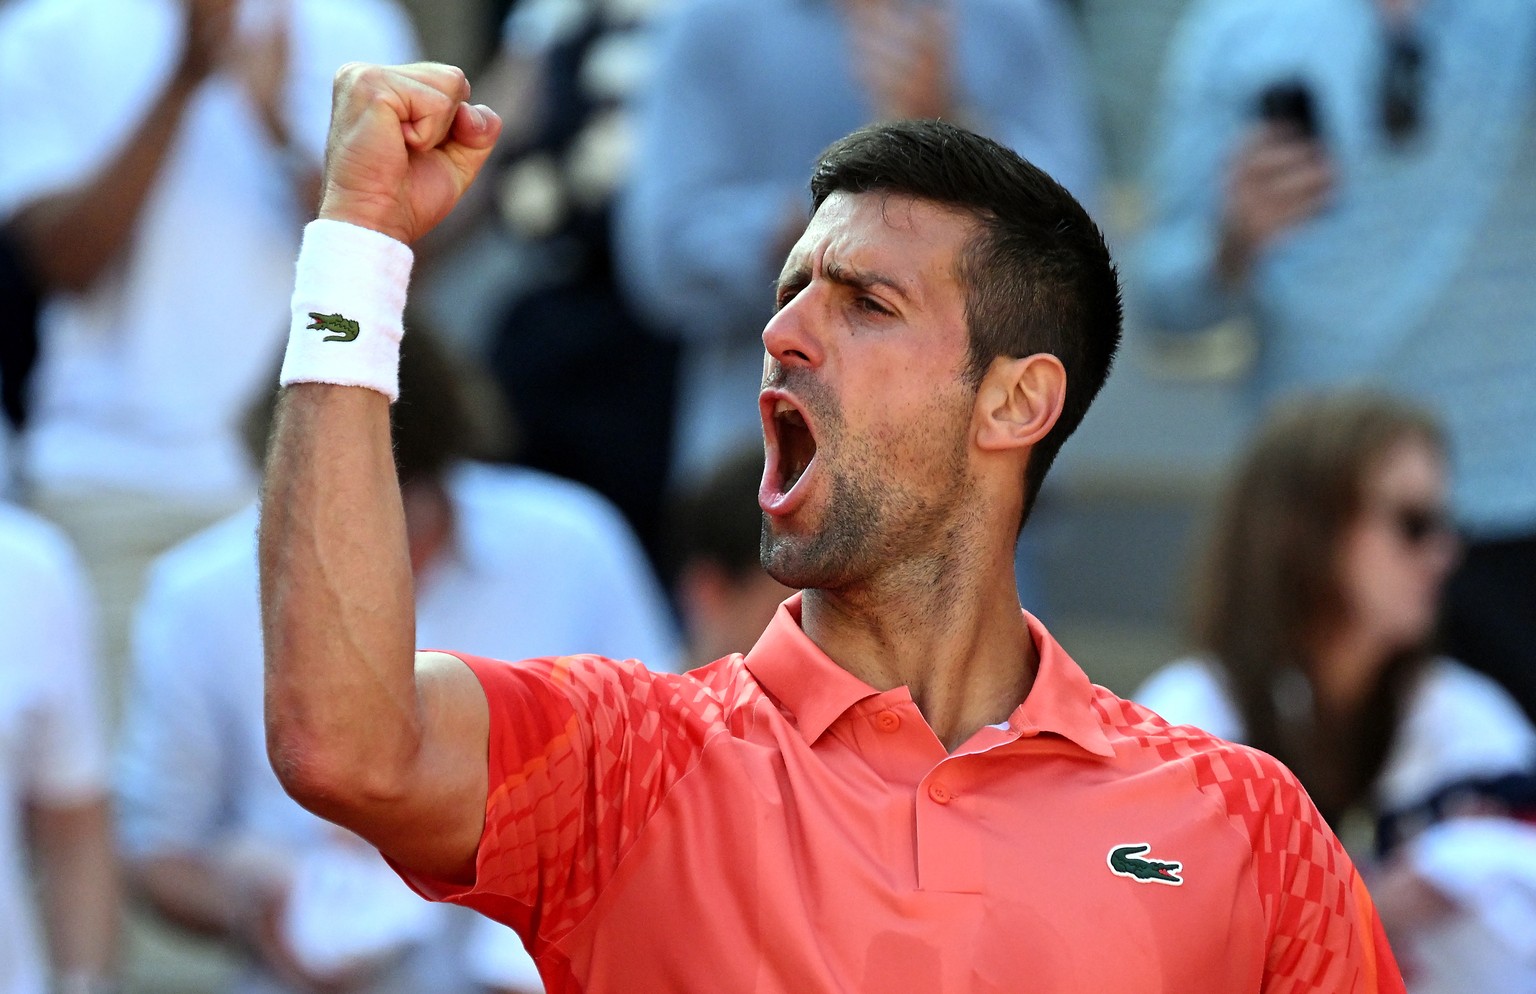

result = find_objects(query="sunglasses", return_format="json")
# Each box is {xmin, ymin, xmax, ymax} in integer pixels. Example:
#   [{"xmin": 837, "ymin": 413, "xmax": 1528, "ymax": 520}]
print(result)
[{"xmin": 1380, "ymin": 503, "xmax": 1453, "ymax": 547}]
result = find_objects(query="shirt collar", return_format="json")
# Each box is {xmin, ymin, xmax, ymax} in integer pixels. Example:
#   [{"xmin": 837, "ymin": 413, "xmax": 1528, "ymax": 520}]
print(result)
[
  {"xmin": 743, "ymin": 593, "xmax": 1115, "ymax": 758},
  {"xmin": 744, "ymin": 594, "xmax": 884, "ymax": 742}
]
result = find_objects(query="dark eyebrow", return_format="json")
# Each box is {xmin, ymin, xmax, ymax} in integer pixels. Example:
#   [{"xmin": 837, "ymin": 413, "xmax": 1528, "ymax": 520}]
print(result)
[
  {"xmin": 823, "ymin": 260, "xmax": 916, "ymax": 305},
  {"xmin": 774, "ymin": 265, "xmax": 811, "ymax": 306}
]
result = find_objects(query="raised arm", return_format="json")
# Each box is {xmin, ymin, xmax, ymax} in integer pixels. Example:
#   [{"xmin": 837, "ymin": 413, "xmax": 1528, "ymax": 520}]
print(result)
[{"xmin": 260, "ymin": 63, "xmax": 501, "ymax": 883}]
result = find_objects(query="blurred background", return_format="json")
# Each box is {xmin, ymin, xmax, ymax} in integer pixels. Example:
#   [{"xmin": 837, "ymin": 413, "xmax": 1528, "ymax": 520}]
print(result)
[{"xmin": 3, "ymin": 0, "xmax": 1534, "ymax": 993}]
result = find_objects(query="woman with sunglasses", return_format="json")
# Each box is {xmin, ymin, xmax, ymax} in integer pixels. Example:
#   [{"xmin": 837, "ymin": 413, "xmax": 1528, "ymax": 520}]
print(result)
[{"xmin": 1135, "ymin": 390, "xmax": 1536, "ymax": 994}]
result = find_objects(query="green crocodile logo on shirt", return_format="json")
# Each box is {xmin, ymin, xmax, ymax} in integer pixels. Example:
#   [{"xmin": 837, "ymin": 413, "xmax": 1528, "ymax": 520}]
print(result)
[
  {"xmin": 306, "ymin": 312, "xmax": 360, "ymax": 343},
  {"xmin": 1107, "ymin": 843, "xmax": 1184, "ymax": 886}
]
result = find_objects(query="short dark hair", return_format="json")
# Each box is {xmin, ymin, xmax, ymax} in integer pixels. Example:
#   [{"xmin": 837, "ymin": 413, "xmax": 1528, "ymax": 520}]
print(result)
[{"xmin": 809, "ymin": 120, "xmax": 1122, "ymax": 525}]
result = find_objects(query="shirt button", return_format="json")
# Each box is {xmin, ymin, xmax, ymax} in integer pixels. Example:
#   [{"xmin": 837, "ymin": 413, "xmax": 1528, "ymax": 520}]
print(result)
[
  {"xmin": 928, "ymin": 782, "xmax": 953, "ymax": 805},
  {"xmin": 875, "ymin": 710, "xmax": 901, "ymax": 732}
]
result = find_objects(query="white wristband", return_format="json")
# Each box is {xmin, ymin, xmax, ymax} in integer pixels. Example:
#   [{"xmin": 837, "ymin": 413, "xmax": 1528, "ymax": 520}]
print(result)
[{"xmin": 280, "ymin": 218, "xmax": 414, "ymax": 401}]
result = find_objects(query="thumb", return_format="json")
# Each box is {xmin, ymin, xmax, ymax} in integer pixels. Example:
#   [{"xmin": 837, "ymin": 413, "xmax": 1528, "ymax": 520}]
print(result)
[{"xmin": 440, "ymin": 102, "xmax": 503, "ymax": 193}]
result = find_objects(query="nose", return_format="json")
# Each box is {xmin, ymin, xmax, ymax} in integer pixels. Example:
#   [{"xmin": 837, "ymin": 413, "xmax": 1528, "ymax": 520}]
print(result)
[{"xmin": 761, "ymin": 290, "xmax": 825, "ymax": 372}]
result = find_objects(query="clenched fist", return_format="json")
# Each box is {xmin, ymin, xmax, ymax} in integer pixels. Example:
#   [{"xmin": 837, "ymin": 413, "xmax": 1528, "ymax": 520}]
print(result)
[{"xmin": 318, "ymin": 62, "xmax": 502, "ymax": 245}]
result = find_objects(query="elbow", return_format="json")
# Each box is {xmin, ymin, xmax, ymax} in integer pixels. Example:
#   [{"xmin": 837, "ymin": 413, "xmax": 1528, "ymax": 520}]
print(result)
[{"xmin": 265, "ymin": 718, "xmax": 413, "ymax": 821}]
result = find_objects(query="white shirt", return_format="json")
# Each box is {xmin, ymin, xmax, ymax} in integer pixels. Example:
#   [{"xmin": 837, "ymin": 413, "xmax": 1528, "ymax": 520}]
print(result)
[
  {"xmin": 0, "ymin": 503, "xmax": 108, "ymax": 994},
  {"xmin": 1135, "ymin": 657, "xmax": 1536, "ymax": 994},
  {"xmin": 116, "ymin": 463, "xmax": 684, "ymax": 993},
  {"xmin": 0, "ymin": 0, "xmax": 416, "ymax": 498}
]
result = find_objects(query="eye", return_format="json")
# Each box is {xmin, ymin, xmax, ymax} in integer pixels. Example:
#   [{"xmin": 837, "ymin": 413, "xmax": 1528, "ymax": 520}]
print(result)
[
  {"xmin": 774, "ymin": 282, "xmax": 805, "ymax": 311},
  {"xmin": 855, "ymin": 296, "xmax": 893, "ymax": 316}
]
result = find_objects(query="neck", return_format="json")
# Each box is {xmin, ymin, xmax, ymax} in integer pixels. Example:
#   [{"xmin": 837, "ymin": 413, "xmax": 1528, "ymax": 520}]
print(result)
[
  {"xmin": 1309, "ymin": 624, "xmax": 1394, "ymax": 715},
  {"xmin": 800, "ymin": 541, "xmax": 1035, "ymax": 751}
]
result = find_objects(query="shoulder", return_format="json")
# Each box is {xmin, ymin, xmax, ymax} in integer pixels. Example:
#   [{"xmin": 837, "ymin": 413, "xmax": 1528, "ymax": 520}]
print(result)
[
  {"xmin": 1131, "ymin": 657, "xmax": 1247, "ymax": 743},
  {"xmin": 1377, "ymin": 658, "xmax": 1536, "ymax": 808},
  {"xmin": 465, "ymin": 649, "xmax": 764, "ymax": 735},
  {"xmin": 1094, "ymin": 684, "xmax": 1314, "ymax": 833}
]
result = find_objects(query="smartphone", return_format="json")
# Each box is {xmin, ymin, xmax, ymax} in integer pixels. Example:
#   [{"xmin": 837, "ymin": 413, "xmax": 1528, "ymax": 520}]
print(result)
[{"xmin": 1257, "ymin": 81, "xmax": 1320, "ymax": 141}]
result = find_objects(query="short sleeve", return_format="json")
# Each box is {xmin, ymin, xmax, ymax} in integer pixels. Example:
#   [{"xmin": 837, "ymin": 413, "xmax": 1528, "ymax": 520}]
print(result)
[
  {"xmin": 1188, "ymin": 744, "xmax": 1406, "ymax": 993},
  {"xmin": 387, "ymin": 653, "xmax": 724, "ymax": 951}
]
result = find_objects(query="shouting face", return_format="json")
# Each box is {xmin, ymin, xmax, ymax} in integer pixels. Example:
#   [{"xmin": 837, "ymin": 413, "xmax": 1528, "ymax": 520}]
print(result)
[{"xmin": 758, "ymin": 191, "xmax": 983, "ymax": 591}]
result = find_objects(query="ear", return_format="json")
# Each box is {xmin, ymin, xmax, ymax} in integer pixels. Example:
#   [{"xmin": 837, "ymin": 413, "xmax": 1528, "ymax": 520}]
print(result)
[{"xmin": 973, "ymin": 353, "xmax": 1066, "ymax": 453}]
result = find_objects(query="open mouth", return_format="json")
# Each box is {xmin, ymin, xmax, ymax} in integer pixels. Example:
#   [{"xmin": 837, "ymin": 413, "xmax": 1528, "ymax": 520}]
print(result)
[
  {"xmin": 761, "ymin": 393, "xmax": 819, "ymax": 511},
  {"xmin": 776, "ymin": 402, "xmax": 816, "ymax": 491}
]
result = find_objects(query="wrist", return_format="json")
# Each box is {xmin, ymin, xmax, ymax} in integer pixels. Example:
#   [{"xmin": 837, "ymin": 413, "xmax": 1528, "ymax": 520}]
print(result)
[
  {"xmin": 318, "ymin": 189, "xmax": 414, "ymax": 247},
  {"xmin": 281, "ymin": 219, "xmax": 414, "ymax": 400}
]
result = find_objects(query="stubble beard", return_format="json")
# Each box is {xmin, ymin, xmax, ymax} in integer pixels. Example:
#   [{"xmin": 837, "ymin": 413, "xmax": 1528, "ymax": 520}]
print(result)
[
  {"xmin": 759, "ymin": 464, "xmax": 887, "ymax": 591},
  {"xmin": 759, "ymin": 416, "xmax": 974, "ymax": 596},
  {"xmin": 757, "ymin": 362, "xmax": 976, "ymax": 596}
]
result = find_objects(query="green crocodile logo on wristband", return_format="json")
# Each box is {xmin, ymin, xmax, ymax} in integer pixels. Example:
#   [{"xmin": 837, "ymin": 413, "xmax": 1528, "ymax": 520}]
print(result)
[{"xmin": 306, "ymin": 312, "xmax": 361, "ymax": 343}]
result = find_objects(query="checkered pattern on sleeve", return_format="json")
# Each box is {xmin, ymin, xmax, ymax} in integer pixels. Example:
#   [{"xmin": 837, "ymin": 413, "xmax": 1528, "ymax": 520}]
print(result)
[
  {"xmin": 1093, "ymin": 692, "xmax": 1405, "ymax": 994},
  {"xmin": 464, "ymin": 654, "xmax": 750, "ymax": 947}
]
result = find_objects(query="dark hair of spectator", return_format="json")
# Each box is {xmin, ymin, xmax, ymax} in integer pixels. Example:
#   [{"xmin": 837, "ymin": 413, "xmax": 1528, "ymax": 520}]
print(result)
[
  {"xmin": 246, "ymin": 320, "xmax": 515, "ymax": 485},
  {"xmin": 809, "ymin": 119, "xmax": 1123, "ymax": 528},
  {"xmin": 1189, "ymin": 390, "xmax": 1446, "ymax": 823},
  {"xmin": 664, "ymin": 445, "xmax": 767, "ymax": 583}
]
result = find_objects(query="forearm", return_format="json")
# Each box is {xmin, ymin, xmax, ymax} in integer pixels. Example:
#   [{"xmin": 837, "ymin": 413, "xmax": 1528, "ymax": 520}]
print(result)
[
  {"xmin": 259, "ymin": 383, "xmax": 421, "ymax": 810},
  {"xmin": 30, "ymin": 799, "xmax": 119, "ymax": 980},
  {"xmin": 12, "ymin": 69, "xmax": 202, "ymax": 293}
]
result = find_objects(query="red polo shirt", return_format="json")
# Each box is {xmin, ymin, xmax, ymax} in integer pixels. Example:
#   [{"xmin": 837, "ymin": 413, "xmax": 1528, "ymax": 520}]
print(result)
[{"xmin": 396, "ymin": 595, "xmax": 1403, "ymax": 993}]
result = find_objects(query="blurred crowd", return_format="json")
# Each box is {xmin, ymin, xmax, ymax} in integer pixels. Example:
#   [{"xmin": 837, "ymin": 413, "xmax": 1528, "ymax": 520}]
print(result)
[{"xmin": 0, "ymin": 0, "xmax": 1532, "ymax": 992}]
